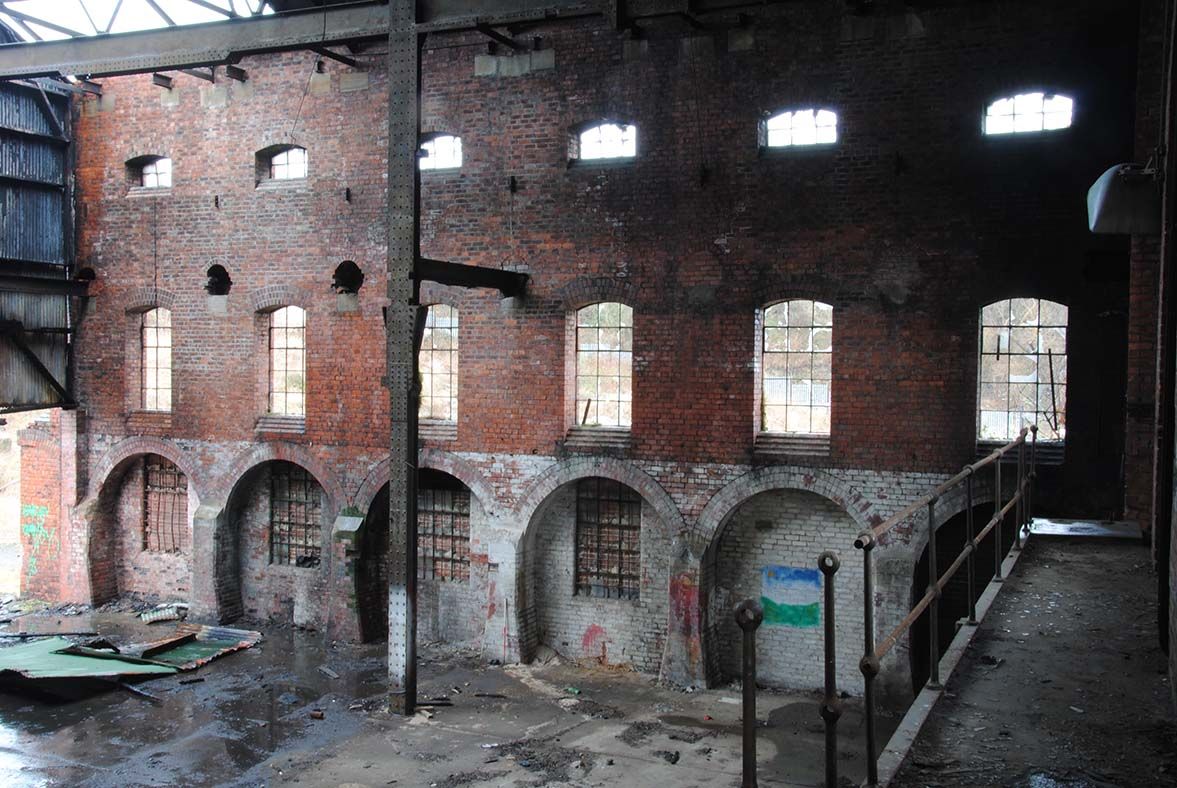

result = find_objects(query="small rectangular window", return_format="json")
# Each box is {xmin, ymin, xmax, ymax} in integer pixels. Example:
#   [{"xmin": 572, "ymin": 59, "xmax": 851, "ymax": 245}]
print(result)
[
  {"xmin": 270, "ymin": 463, "xmax": 322, "ymax": 566},
  {"xmin": 417, "ymin": 485, "xmax": 471, "ymax": 581},
  {"xmin": 575, "ymin": 478, "xmax": 641, "ymax": 600}
]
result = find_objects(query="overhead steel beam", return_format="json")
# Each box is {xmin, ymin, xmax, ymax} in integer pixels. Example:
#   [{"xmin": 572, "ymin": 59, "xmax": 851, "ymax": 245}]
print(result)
[
  {"xmin": 0, "ymin": 2, "xmax": 391, "ymax": 80},
  {"xmin": 0, "ymin": 275, "xmax": 89, "ymax": 297},
  {"xmin": 417, "ymin": 258, "xmax": 529, "ymax": 298}
]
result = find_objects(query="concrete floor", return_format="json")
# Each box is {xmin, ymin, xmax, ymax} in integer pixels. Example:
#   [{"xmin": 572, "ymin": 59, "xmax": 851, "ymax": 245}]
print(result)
[
  {"xmin": 891, "ymin": 538, "xmax": 1175, "ymax": 787},
  {"xmin": 0, "ymin": 609, "xmax": 896, "ymax": 787}
]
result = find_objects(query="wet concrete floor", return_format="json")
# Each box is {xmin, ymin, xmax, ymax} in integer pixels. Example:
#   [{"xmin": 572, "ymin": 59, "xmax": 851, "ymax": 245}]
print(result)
[{"xmin": 0, "ymin": 610, "xmax": 897, "ymax": 787}]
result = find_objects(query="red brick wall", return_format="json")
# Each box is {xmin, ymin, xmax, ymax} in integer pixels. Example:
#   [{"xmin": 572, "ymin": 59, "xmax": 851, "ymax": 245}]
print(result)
[{"xmin": 18, "ymin": 416, "xmax": 63, "ymax": 601}]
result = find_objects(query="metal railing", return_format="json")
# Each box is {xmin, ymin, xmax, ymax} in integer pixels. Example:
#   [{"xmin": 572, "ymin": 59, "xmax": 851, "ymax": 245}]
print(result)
[{"xmin": 840, "ymin": 425, "xmax": 1037, "ymax": 787}]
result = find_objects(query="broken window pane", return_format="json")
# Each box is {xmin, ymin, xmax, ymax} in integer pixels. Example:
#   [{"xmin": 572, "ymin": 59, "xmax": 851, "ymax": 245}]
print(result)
[
  {"xmin": 575, "ymin": 478, "xmax": 641, "ymax": 600},
  {"xmin": 761, "ymin": 300, "xmax": 833, "ymax": 435},
  {"xmin": 143, "ymin": 455, "xmax": 187, "ymax": 553},
  {"xmin": 418, "ymin": 482, "xmax": 471, "ymax": 581},
  {"xmin": 269, "ymin": 463, "xmax": 321, "ymax": 566},
  {"xmin": 977, "ymin": 298, "xmax": 1067, "ymax": 440}
]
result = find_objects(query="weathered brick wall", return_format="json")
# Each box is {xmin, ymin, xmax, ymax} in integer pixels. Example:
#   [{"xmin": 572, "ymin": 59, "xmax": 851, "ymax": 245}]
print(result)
[
  {"xmin": 108, "ymin": 461, "xmax": 193, "ymax": 602},
  {"xmin": 17, "ymin": 418, "xmax": 62, "ymax": 600},
  {"xmin": 528, "ymin": 487, "xmax": 670, "ymax": 672},
  {"xmin": 713, "ymin": 489, "xmax": 862, "ymax": 691},
  {"xmin": 15, "ymin": 0, "xmax": 1146, "ymax": 699}
]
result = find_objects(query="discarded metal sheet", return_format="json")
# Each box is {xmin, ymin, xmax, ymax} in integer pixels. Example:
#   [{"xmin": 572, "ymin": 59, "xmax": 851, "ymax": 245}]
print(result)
[
  {"xmin": 122, "ymin": 623, "xmax": 262, "ymax": 671},
  {"xmin": 0, "ymin": 637, "xmax": 179, "ymax": 680}
]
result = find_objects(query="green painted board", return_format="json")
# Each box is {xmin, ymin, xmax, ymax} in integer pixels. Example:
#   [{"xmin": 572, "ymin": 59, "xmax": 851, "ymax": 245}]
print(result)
[{"xmin": 0, "ymin": 637, "xmax": 178, "ymax": 679}]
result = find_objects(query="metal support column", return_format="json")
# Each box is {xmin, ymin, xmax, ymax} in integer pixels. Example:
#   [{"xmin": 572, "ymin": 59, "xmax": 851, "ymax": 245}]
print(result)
[
  {"xmin": 735, "ymin": 599, "xmax": 763, "ymax": 788},
  {"xmin": 926, "ymin": 498, "xmax": 941, "ymax": 689},
  {"xmin": 387, "ymin": 0, "xmax": 421, "ymax": 717},
  {"xmin": 965, "ymin": 471, "xmax": 977, "ymax": 625},
  {"xmin": 818, "ymin": 551, "xmax": 842, "ymax": 788}
]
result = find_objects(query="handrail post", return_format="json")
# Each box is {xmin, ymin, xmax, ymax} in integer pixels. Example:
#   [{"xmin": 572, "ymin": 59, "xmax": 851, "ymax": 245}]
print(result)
[
  {"xmin": 965, "ymin": 469, "xmax": 977, "ymax": 625},
  {"xmin": 1029, "ymin": 425, "xmax": 1037, "ymax": 532},
  {"xmin": 857, "ymin": 534, "xmax": 879, "ymax": 787},
  {"xmin": 926, "ymin": 498, "xmax": 941, "ymax": 688},
  {"xmin": 735, "ymin": 599, "xmax": 764, "ymax": 788},
  {"xmin": 993, "ymin": 450, "xmax": 1004, "ymax": 583},
  {"xmin": 1013, "ymin": 436, "xmax": 1025, "ymax": 552},
  {"xmin": 819, "ymin": 552, "xmax": 842, "ymax": 788}
]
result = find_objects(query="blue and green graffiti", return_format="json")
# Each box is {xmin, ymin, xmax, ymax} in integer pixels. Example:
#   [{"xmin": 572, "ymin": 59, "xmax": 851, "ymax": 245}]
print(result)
[{"xmin": 20, "ymin": 503, "xmax": 56, "ymax": 577}]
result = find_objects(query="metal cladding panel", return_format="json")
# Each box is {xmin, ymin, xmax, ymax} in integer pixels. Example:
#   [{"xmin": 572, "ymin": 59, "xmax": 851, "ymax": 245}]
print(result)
[
  {"xmin": 0, "ymin": 132, "xmax": 65, "ymax": 185},
  {"xmin": 0, "ymin": 84, "xmax": 62, "ymax": 138},
  {"xmin": 1, "ymin": 186, "xmax": 66, "ymax": 263},
  {"xmin": 0, "ymin": 291, "xmax": 69, "ymax": 407}
]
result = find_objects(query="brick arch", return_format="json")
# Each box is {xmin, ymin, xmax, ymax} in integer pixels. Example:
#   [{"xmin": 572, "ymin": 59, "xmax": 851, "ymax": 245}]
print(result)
[
  {"xmin": 217, "ymin": 442, "xmax": 345, "ymax": 511},
  {"xmin": 756, "ymin": 277, "xmax": 845, "ymax": 311},
  {"xmin": 906, "ymin": 471, "xmax": 997, "ymax": 561},
  {"xmin": 514, "ymin": 456, "xmax": 686, "ymax": 544},
  {"xmin": 695, "ymin": 466, "xmax": 880, "ymax": 560},
  {"xmin": 559, "ymin": 276, "xmax": 640, "ymax": 310},
  {"xmin": 124, "ymin": 286, "xmax": 178, "ymax": 313},
  {"xmin": 249, "ymin": 284, "xmax": 306, "ymax": 313},
  {"xmin": 87, "ymin": 436, "xmax": 204, "ymax": 503},
  {"xmin": 354, "ymin": 448, "xmax": 500, "ymax": 516}
]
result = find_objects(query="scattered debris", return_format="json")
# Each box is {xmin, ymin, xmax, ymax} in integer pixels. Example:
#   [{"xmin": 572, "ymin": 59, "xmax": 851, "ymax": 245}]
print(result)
[
  {"xmin": 140, "ymin": 604, "xmax": 188, "ymax": 624},
  {"xmin": 0, "ymin": 636, "xmax": 177, "ymax": 700},
  {"xmin": 309, "ymin": 709, "xmax": 325, "ymax": 720},
  {"xmin": 564, "ymin": 686, "xmax": 581, "ymax": 695},
  {"xmin": 473, "ymin": 692, "xmax": 506, "ymax": 699},
  {"xmin": 653, "ymin": 750, "xmax": 680, "ymax": 765},
  {"xmin": 0, "ymin": 631, "xmax": 97, "ymax": 639},
  {"xmin": 317, "ymin": 665, "xmax": 340, "ymax": 679},
  {"xmin": 178, "ymin": 677, "xmax": 205, "ymax": 685}
]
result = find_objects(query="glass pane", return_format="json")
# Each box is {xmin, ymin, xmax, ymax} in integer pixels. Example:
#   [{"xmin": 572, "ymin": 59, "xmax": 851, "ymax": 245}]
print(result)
[
  {"xmin": 764, "ymin": 303, "xmax": 789, "ymax": 327},
  {"xmin": 813, "ymin": 302, "xmax": 833, "ymax": 326},
  {"xmin": 788, "ymin": 300, "xmax": 812, "ymax": 325}
]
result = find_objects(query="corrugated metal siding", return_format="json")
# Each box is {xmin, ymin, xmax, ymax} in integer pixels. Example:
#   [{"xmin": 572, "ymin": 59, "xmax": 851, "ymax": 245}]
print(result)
[
  {"xmin": 0, "ymin": 81, "xmax": 73, "ymax": 409},
  {"xmin": 0, "ymin": 131, "xmax": 65, "ymax": 186}
]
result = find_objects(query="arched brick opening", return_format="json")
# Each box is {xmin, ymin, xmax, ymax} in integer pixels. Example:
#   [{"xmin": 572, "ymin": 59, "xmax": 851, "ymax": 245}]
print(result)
[
  {"xmin": 218, "ymin": 459, "xmax": 336, "ymax": 627},
  {"xmin": 514, "ymin": 458, "xmax": 685, "ymax": 672},
  {"xmin": 86, "ymin": 447, "xmax": 197, "ymax": 607},
  {"xmin": 356, "ymin": 468, "xmax": 488, "ymax": 645}
]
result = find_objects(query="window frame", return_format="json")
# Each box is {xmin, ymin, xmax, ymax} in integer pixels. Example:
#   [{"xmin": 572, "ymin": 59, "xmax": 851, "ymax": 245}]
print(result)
[
  {"xmin": 269, "ymin": 462, "xmax": 322, "ymax": 568},
  {"xmin": 976, "ymin": 297, "xmax": 1068, "ymax": 443},
  {"xmin": 759, "ymin": 299, "xmax": 833, "ymax": 436},
  {"xmin": 574, "ymin": 302, "xmax": 634, "ymax": 430},
  {"xmin": 142, "ymin": 454, "xmax": 187, "ymax": 553},
  {"xmin": 268, "ymin": 305, "xmax": 306, "ymax": 418},
  {"xmin": 418, "ymin": 304, "xmax": 459, "ymax": 423},
  {"xmin": 759, "ymin": 108, "xmax": 840, "ymax": 151},
  {"xmin": 574, "ymin": 477, "xmax": 642, "ymax": 600},
  {"xmin": 141, "ymin": 307, "xmax": 172, "ymax": 412},
  {"xmin": 982, "ymin": 91, "xmax": 1075, "ymax": 137},
  {"xmin": 569, "ymin": 121, "xmax": 638, "ymax": 165},
  {"xmin": 256, "ymin": 145, "xmax": 308, "ymax": 185},
  {"xmin": 419, "ymin": 133, "xmax": 463, "ymax": 171},
  {"xmin": 417, "ymin": 481, "xmax": 471, "ymax": 582}
]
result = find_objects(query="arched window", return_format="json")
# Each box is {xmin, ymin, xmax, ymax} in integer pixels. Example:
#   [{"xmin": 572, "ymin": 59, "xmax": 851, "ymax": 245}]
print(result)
[
  {"xmin": 576, "ymin": 122, "xmax": 637, "ymax": 161},
  {"xmin": 575, "ymin": 477, "xmax": 641, "ymax": 600},
  {"xmin": 983, "ymin": 92, "xmax": 1073, "ymax": 135},
  {"xmin": 420, "ymin": 134, "xmax": 463, "ymax": 170},
  {"xmin": 419, "ymin": 304, "xmax": 458, "ymax": 422},
  {"xmin": 269, "ymin": 306, "xmax": 306, "ymax": 416},
  {"xmin": 762, "ymin": 109, "xmax": 838, "ymax": 148},
  {"xmin": 576, "ymin": 302, "xmax": 633, "ymax": 428},
  {"xmin": 257, "ymin": 145, "xmax": 308, "ymax": 183},
  {"xmin": 978, "ymin": 298, "xmax": 1067, "ymax": 441},
  {"xmin": 762, "ymin": 300, "xmax": 832, "ymax": 435},
  {"xmin": 141, "ymin": 307, "xmax": 172, "ymax": 411},
  {"xmin": 142, "ymin": 455, "xmax": 187, "ymax": 553}
]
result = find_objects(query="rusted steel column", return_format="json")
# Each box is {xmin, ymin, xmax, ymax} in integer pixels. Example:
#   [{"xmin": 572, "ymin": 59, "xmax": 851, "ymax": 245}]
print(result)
[
  {"xmin": 386, "ymin": 0, "xmax": 422, "ymax": 716},
  {"xmin": 965, "ymin": 470, "xmax": 977, "ymax": 624},
  {"xmin": 1029, "ymin": 425, "xmax": 1037, "ymax": 530},
  {"xmin": 857, "ymin": 535, "xmax": 879, "ymax": 787},
  {"xmin": 735, "ymin": 599, "xmax": 764, "ymax": 788},
  {"xmin": 926, "ymin": 498, "xmax": 941, "ymax": 688},
  {"xmin": 819, "ymin": 551, "xmax": 843, "ymax": 788},
  {"xmin": 993, "ymin": 454, "xmax": 1004, "ymax": 582},
  {"xmin": 1014, "ymin": 438, "xmax": 1025, "ymax": 552}
]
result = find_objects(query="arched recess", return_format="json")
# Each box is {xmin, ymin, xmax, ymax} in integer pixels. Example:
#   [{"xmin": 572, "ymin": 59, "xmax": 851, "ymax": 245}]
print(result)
[
  {"xmin": 354, "ymin": 447, "xmax": 500, "ymax": 519},
  {"xmin": 662, "ymin": 466, "xmax": 880, "ymax": 689},
  {"xmin": 514, "ymin": 457, "xmax": 685, "ymax": 673},
  {"xmin": 85, "ymin": 439, "xmax": 200, "ymax": 607},
  {"xmin": 215, "ymin": 456, "xmax": 337, "ymax": 627},
  {"xmin": 356, "ymin": 466, "xmax": 489, "ymax": 645}
]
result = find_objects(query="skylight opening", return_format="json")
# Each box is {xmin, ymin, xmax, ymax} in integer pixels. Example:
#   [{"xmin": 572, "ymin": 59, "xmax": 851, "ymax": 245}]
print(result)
[{"xmin": 0, "ymin": 1, "xmax": 273, "ymax": 43}]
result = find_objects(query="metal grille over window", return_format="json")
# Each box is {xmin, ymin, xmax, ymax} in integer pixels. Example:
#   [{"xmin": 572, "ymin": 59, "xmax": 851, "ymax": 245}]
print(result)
[
  {"xmin": 576, "ymin": 302, "xmax": 633, "ymax": 428},
  {"xmin": 142, "ymin": 307, "xmax": 172, "ymax": 411},
  {"xmin": 978, "ymin": 298, "xmax": 1067, "ymax": 441},
  {"xmin": 142, "ymin": 455, "xmax": 187, "ymax": 553},
  {"xmin": 270, "ymin": 147, "xmax": 307, "ymax": 179},
  {"xmin": 579, "ymin": 123, "xmax": 637, "ymax": 160},
  {"xmin": 269, "ymin": 463, "xmax": 322, "ymax": 567},
  {"xmin": 269, "ymin": 306, "xmax": 306, "ymax": 417},
  {"xmin": 762, "ymin": 300, "xmax": 832, "ymax": 434},
  {"xmin": 141, "ymin": 157, "xmax": 171, "ymax": 188},
  {"xmin": 575, "ymin": 478, "xmax": 641, "ymax": 600},
  {"xmin": 984, "ymin": 93, "xmax": 1073, "ymax": 135},
  {"xmin": 417, "ymin": 485, "xmax": 471, "ymax": 581},
  {"xmin": 419, "ymin": 304, "xmax": 458, "ymax": 421},
  {"xmin": 420, "ymin": 135, "xmax": 463, "ymax": 170},
  {"xmin": 764, "ymin": 109, "xmax": 838, "ymax": 147}
]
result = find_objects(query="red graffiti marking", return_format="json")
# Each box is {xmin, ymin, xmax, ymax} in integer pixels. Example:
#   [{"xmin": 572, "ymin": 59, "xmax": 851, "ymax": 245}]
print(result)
[{"xmin": 582, "ymin": 623, "xmax": 607, "ymax": 654}]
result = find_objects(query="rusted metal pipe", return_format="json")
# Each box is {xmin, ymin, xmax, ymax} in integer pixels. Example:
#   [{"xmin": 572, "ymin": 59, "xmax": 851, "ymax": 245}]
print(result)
[
  {"xmin": 994, "ymin": 451, "xmax": 1003, "ymax": 582},
  {"xmin": 735, "ymin": 599, "xmax": 763, "ymax": 788},
  {"xmin": 858, "ymin": 537, "xmax": 878, "ymax": 787},
  {"xmin": 1029, "ymin": 425, "xmax": 1037, "ymax": 531},
  {"xmin": 965, "ymin": 469, "xmax": 977, "ymax": 624},
  {"xmin": 927, "ymin": 498, "xmax": 941, "ymax": 688},
  {"xmin": 819, "ymin": 551, "xmax": 842, "ymax": 788},
  {"xmin": 1013, "ymin": 437, "xmax": 1025, "ymax": 552}
]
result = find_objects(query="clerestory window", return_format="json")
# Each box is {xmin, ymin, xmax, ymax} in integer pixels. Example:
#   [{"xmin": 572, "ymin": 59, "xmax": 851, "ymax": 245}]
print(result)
[
  {"xmin": 420, "ymin": 134, "xmax": 463, "ymax": 170},
  {"xmin": 140, "ymin": 157, "xmax": 172, "ymax": 188},
  {"xmin": 762, "ymin": 109, "xmax": 838, "ymax": 148},
  {"xmin": 575, "ymin": 122, "xmax": 637, "ymax": 161},
  {"xmin": 983, "ymin": 92, "xmax": 1073, "ymax": 136}
]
